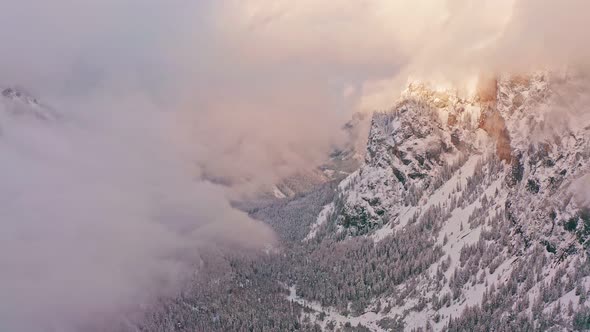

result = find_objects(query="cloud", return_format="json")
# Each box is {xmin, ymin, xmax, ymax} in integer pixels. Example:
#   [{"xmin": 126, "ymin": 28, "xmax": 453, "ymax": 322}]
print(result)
[
  {"xmin": 0, "ymin": 1, "xmax": 281, "ymax": 326},
  {"xmin": 357, "ymin": 0, "xmax": 590, "ymax": 108},
  {"xmin": 214, "ymin": 0, "xmax": 511, "ymax": 107},
  {"xmin": 217, "ymin": 0, "xmax": 590, "ymax": 110},
  {"xmin": 175, "ymin": 83, "xmax": 349, "ymax": 195},
  {"xmin": 1, "ymin": 3, "xmax": 355, "ymax": 326},
  {"xmin": 0, "ymin": 88, "xmax": 276, "ymax": 331}
]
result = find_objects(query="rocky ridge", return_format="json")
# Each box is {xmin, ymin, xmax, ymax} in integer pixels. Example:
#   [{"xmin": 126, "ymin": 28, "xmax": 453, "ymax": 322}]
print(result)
[{"xmin": 295, "ymin": 71, "xmax": 590, "ymax": 331}]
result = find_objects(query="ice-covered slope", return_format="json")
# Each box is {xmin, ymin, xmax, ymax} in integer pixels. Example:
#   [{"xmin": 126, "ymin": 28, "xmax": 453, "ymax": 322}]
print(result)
[{"xmin": 296, "ymin": 72, "xmax": 590, "ymax": 331}]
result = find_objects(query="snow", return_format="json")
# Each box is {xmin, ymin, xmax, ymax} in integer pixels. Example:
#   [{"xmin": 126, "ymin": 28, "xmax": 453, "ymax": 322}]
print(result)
[
  {"xmin": 273, "ymin": 186, "xmax": 287, "ymax": 199},
  {"xmin": 338, "ymin": 170, "xmax": 358, "ymax": 191},
  {"xmin": 289, "ymin": 73, "xmax": 590, "ymax": 331},
  {"xmin": 287, "ymin": 285, "xmax": 388, "ymax": 331},
  {"xmin": 375, "ymin": 152, "xmax": 509, "ymax": 331},
  {"xmin": 371, "ymin": 222, "xmax": 394, "ymax": 242},
  {"xmin": 542, "ymin": 276, "xmax": 590, "ymax": 316},
  {"xmin": 432, "ymin": 155, "xmax": 481, "ymax": 209},
  {"xmin": 304, "ymin": 203, "xmax": 334, "ymax": 241},
  {"xmin": 371, "ymin": 154, "xmax": 483, "ymax": 245},
  {"xmin": 322, "ymin": 169, "xmax": 335, "ymax": 178}
]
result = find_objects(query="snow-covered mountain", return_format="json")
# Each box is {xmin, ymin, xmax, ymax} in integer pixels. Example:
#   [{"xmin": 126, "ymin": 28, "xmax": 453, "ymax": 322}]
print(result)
[
  {"xmin": 126, "ymin": 72, "xmax": 590, "ymax": 332},
  {"xmin": 1, "ymin": 86, "xmax": 56, "ymax": 120},
  {"xmin": 287, "ymin": 72, "xmax": 590, "ymax": 331}
]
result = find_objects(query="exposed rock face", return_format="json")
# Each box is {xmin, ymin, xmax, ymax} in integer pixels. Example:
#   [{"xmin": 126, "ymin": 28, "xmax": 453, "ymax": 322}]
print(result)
[
  {"xmin": 478, "ymin": 105, "xmax": 512, "ymax": 163},
  {"xmin": 476, "ymin": 75, "xmax": 498, "ymax": 103}
]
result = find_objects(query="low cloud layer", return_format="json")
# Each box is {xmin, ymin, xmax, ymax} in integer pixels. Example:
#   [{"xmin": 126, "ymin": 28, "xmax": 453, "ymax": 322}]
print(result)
[
  {"xmin": 0, "ymin": 90, "xmax": 275, "ymax": 331},
  {"xmin": 218, "ymin": 0, "xmax": 590, "ymax": 109}
]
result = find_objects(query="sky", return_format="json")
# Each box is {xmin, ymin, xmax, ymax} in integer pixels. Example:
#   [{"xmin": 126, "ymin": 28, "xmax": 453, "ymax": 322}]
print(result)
[{"xmin": 1, "ymin": 0, "xmax": 590, "ymax": 330}]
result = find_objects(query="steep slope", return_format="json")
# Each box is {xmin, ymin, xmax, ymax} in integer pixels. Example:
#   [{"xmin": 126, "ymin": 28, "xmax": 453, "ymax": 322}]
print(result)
[
  {"xmin": 293, "ymin": 72, "xmax": 590, "ymax": 331},
  {"xmin": 331, "ymin": 83, "xmax": 482, "ymax": 236}
]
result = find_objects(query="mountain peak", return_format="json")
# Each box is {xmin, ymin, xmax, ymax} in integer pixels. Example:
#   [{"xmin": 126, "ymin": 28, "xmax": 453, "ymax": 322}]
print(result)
[
  {"xmin": 1, "ymin": 86, "xmax": 56, "ymax": 120},
  {"xmin": 403, "ymin": 81, "xmax": 468, "ymax": 109},
  {"xmin": 2, "ymin": 87, "xmax": 39, "ymax": 104}
]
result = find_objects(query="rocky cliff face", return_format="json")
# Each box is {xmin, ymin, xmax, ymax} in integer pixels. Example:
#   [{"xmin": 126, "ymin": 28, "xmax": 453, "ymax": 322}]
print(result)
[{"xmin": 334, "ymin": 81, "xmax": 485, "ymax": 236}]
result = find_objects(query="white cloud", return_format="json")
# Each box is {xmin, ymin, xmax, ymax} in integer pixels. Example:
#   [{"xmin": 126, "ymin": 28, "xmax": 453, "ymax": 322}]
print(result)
[
  {"xmin": 0, "ymin": 74, "xmax": 275, "ymax": 331},
  {"xmin": 217, "ymin": 0, "xmax": 590, "ymax": 110}
]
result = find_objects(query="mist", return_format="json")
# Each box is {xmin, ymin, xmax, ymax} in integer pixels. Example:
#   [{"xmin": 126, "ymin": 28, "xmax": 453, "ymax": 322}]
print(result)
[
  {"xmin": 0, "ymin": 1, "xmax": 353, "ymax": 329},
  {"xmin": 0, "ymin": 1, "xmax": 282, "ymax": 330},
  {"xmin": 220, "ymin": 0, "xmax": 590, "ymax": 109},
  {"xmin": 0, "ymin": 84, "xmax": 280, "ymax": 331}
]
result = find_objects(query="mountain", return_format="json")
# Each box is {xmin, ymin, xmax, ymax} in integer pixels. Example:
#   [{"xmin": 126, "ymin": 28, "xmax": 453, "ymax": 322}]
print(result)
[
  {"xmin": 12, "ymin": 73, "xmax": 590, "ymax": 331},
  {"xmin": 286, "ymin": 72, "xmax": 590, "ymax": 331},
  {"xmin": 136, "ymin": 72, "xmax": 590, "ymax": 331},
  {"xmin": 1, "ymin": 86, "xmax": 56, "ymax": 120}
]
